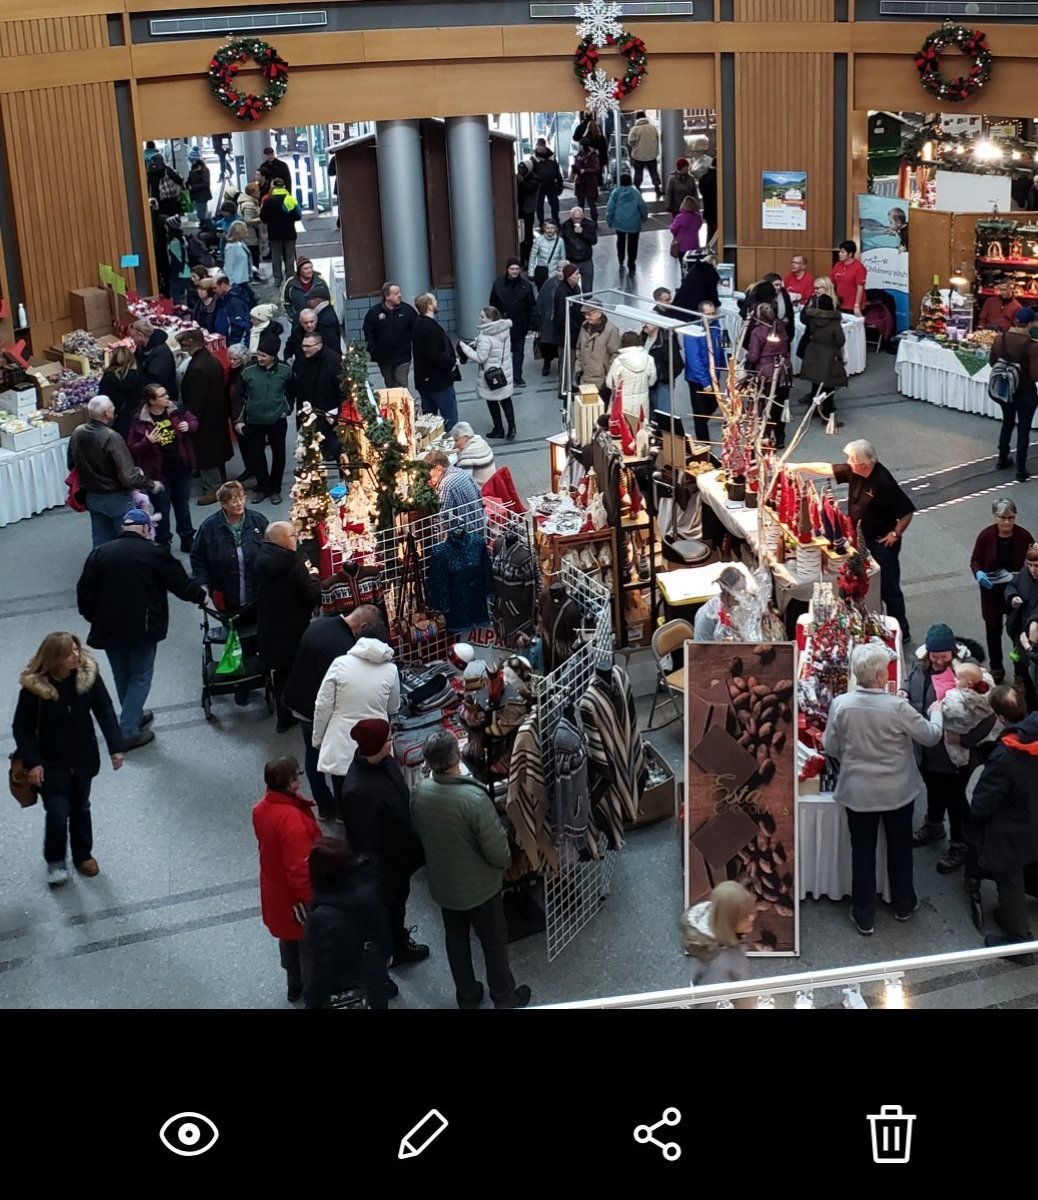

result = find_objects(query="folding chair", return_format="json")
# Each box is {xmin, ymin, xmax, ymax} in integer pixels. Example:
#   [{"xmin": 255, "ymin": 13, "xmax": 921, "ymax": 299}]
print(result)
[{"xmin": 647, "ymin": 618, "xmax": 694, "ymax": 729}]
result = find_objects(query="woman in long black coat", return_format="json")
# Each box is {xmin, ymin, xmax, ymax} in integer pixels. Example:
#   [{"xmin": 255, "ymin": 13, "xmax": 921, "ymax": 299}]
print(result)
[
  {"xmin": 11, "ymin": 632, "xmax": 123, "ymax": 887},
  {"xmin": 178, "ymin": 332, "xmax": 232, "ymax": 500},
  {"xmin": 799, "ymin": 293, "xmax": 847, "ymax": 422}
]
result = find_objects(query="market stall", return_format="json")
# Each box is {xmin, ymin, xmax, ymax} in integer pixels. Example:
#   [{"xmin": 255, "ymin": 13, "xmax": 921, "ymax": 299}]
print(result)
[
  {"xmin": 0, "ymin": 435, "xmax": 69, "ymax": 527},
  {"xmin": 895, "ymin": 335, "xmax": 1038, "ymax": 427},
  {"xmin": 719, "ymin": 298, "xmax": 868, "ymax": 376}
]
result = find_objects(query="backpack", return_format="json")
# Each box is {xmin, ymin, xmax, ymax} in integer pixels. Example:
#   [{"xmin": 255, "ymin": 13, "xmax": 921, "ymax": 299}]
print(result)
[
  {"xmin": 186, "ymin": 234, "xmax": 214, "ymax": 268},
  {"xmin": 158, "ymin": 170, "xmax": 181, "ymax": 202},
  {"xmin": 988, "ymin": 335, "xmax": 1027, "ymax": 405}
]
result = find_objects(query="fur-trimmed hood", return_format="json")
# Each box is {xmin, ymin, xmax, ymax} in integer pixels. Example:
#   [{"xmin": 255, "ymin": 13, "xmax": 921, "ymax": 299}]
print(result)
[
  {"xmin": 20, "ymin": 651, "xmax": 98, "ymax": 701},
  {"xmin": 914, "ymin": 635, "xmax": 985, "ymax": 666}
]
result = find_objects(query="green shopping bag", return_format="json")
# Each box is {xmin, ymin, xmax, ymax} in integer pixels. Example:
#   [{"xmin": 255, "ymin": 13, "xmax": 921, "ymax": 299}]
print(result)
[{"xmin": 214, "ymin": 618, "xmax": 244, "ymax": 676}]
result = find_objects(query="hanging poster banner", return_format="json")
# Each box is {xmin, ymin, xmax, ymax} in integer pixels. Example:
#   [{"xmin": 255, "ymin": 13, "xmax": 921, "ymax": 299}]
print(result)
[
  {"xmin": 857, "ymin": 194, "xmax": 910, "ymax": 333},
  {"xmin": 762, "ymin": 171, "xmax": 807, "ymax": 230},
  {"xmin": 684, "ymin": 642, "xmax": 799, "ymax": 956}
]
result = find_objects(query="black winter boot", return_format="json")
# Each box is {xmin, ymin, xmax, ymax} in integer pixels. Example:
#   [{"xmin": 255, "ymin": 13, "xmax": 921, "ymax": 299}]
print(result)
[
  {"xmin": 486, "ymin": 401, "xmax": 505, "ymax": 439},
  {"xmin": 501, "ymin": 398, "xmax": 517, "ymax": 440}
]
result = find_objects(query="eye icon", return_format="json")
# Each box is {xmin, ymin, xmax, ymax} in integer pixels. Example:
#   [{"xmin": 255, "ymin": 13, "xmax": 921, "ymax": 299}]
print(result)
[{"xmin": 159, "ymin": 1112, "xmax": 219, "ymax": 1157}]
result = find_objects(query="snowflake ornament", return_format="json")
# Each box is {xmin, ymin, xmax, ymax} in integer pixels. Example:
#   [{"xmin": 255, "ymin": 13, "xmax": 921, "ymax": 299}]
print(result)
[
  {"xmin": 576, "ymin": 0, "xmax": 624, "ymax": 46},
  {"xmin": 583, "ymin": 67, "xmax": 617, "ymax": 119}
]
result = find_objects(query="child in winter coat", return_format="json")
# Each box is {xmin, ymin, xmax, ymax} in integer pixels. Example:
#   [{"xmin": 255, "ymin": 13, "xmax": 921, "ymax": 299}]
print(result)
[
  {"xmin": 941, "ymin": 661, "xmax": 1000, "ymax": 768},
  {"xmin": 606, "ymin": 331, "xmax": 657, "ymax": 431},
  {"xmin": 680, "ymin": 881, "xmax": 756, "ymax": 996}
]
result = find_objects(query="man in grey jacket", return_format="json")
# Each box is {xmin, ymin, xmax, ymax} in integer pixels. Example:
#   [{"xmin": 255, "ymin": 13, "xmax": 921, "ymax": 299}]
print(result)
[
  {"xmin": 823, "ymin": 642, "xmax": 943, "ymax": 937},
  {"xmin": 410, "ymin": 729, "xmax": 530, "ymax": 1009}
]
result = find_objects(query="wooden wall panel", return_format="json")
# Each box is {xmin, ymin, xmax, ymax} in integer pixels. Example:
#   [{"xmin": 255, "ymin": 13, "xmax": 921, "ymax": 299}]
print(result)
[
  {"xmin": 0, "ymin": 15, "xmax": 107, "ymax": 55},
  {"xmin": 734, "ymin": 0, "xmax": 833, "ymax": 19},
  {"xmin": 734, "ymin": 52, "xmax": 834, "ymax": 289},
  {"xmin": 0, "ymin": 82, "xmax": 133, "ymax": 331}
]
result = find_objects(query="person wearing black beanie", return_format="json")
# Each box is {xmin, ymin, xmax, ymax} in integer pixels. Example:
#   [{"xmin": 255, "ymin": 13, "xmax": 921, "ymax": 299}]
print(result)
[
  {"xmin": 234, "ymin": 333, "xmax": 294, "ymax": 504},
  {"xmin": 489, "ymin": 258, "xmax": 536, "ymax": 388}
]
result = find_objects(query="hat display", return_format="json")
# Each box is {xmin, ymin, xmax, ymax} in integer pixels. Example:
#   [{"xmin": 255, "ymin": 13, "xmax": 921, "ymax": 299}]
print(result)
[
  {"xmin": 924, "ymin": 623, "xmax": 956, "ymax": 653},
  {"xmin": 350, "ymin": 717, "xmax": 390, "ymax": 757},
  {"xmin": 122, "ymin": 508, "xmax": 153, "ymax": 527}
]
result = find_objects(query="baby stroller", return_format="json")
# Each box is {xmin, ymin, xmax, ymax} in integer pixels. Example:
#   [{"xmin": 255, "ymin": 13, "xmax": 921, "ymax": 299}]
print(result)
[{"xmin": 200, "ymin": 604, "xmax": 274, "ymax": 720}]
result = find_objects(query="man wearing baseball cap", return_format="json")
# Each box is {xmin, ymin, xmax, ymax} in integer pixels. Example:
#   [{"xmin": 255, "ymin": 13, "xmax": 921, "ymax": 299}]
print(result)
[
  {"xmin": 989, "ymin": 306, "xmax": 1038, "ymax": 481},
  {"xmin": 76, "ymin": 508, "xmax": 205, "ymax": 749}
]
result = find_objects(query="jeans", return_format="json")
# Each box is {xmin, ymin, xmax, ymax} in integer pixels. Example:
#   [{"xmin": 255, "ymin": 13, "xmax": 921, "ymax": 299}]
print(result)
[
  {"xmin": 418, "ymin": 386, "xmax": 458, "ymax": 430},
  {"xmin": 153, "ymin": 469, "xmax": 194, "ymax": 545},
  {"xmin": 650, "ymin": 381, "xmax": 671, "ymax": 415},
  {"xmin": 760, "ymin": 386, "xmax": 789, "ymax": 448},
  {"xmin": 998, "ymin": 391, "xmax": 1038, "ymax": 474},
  {"xmin": 441, "ymin": 892, "xmax": 517, "ymax": 1008},
  {"xmin": 632, "ymin": 158, "xmax": 661, "ymax": 194},
  {"xmin": 194, "ymin": 200, "xmax": 208, "ymax": 225},
  {"xmin": 536, "ymin": 188, "xmax": 560, "ymax": 225},
  {"xmin": 106, "ymin": 643, "xmax": 158, "ymax": 739},
  {"xmin": 242, "ymin": 418, "xmax": 287, "ymax": 495},
  {"xmin": 380, "ymin": 362, "xmax": 411, "ymax": 390},
  {"xmin": 922, "ymin": 765, "xmax": 969, "ymax": 842},
  {"xmin": 616, "ymin": 231, "xmax": 640, "ymax": 268},
  {"xmin": 268, "ymin": 239, "xmax": 296, "ymax": 286},
  {"xmin": 576, "ymin": 259, "xmax": 594, "ymax": 294},
  {"xmin": 510, "ymin": 332, "xmax": 526, "ymax": 384},
  {"xmin": 299, "ymin": 719, "xmax": 334, "ymax": 816},
  {"xmin": 42, "ymin": 771, "xmax": 93, "ymax": 865},
  {"xmin": 865, "ymin": 536, "xmax": 909, "ymax": 640},
  {"xmin": 846, "ymin": 800, "xmax": 916, "ymax": 925},
  {"xmin": 85, "ymin": 490, "xmax": 135, "ymax": 548}
]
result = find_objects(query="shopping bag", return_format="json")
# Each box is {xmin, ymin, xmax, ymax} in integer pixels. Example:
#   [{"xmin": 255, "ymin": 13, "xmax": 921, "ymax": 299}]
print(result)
[
  {"xmin": 214, "ymin": 618, "xmax": 244, "ymax": 676},
  {"xmin": 65, "ymin": 468, "xmax": 87, "ymax": 513}
]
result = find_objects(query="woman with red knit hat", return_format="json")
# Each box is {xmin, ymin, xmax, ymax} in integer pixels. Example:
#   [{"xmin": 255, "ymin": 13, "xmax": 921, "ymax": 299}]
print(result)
[{"xmin": 665, "ymin": 158, "xmax": 700, "ymax": 216}]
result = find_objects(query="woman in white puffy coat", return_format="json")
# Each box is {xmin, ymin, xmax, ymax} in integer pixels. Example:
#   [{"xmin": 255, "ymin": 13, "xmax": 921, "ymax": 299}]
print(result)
[
  {"xmin": 458, "ymin": 307, "xmax": 516, "ymax": 440},
  {"xmin": 312, "ymin": 638, "xmax": 400, "ymax": 808},
  {"xmin": 606, "ymin": 330, "xmax": 657, "ymax": 429}
]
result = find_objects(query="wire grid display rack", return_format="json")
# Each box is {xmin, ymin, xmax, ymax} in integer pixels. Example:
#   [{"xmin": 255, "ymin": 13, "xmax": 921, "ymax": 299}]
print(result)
[
  {"xmin": 328, "ymin": 496, "xmax": 529, "ymax": 663},
  {"xmin": 531, "ymin": 558, "xmax": 618, "ymax": 961}
]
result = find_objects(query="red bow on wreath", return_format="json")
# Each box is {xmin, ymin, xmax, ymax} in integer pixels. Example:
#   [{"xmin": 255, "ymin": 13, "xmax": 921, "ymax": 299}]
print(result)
[
  {"xmin": 261, "ymin": 48, "xmax": 288, "ymax": 78},
  {"xmin": 914, "ymin": 48, "xmax": 938, "ymax": 67},
  {"xmin": 236, "ymin": 97, "xmax": 265, "ymax": 121},
  {"xmin": 575, "ymin": 48, "xmax": 599, "ymax": 69}
]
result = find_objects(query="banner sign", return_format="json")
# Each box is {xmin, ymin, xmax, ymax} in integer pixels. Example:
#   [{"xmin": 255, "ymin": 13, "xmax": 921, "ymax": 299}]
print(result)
[
  {"xmin": 762, "ymin": 171, "xmax": 807, "ymax": 231},
  {"xmin": 858, "ymin": 194, "xmax": 909, "ymax": 333}
]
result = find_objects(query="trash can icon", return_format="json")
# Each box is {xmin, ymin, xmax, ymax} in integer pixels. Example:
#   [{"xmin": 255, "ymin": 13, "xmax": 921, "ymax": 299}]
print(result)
[{"xmin": 867, "ymin": 1105, "xmax": 916, "ymax": 1164}]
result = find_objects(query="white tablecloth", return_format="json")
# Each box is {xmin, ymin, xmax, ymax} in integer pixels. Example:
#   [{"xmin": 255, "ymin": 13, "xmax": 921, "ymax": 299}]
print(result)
[
  {"xmin": 0, "ymin": 437, "xmax": 68, "ymax": 527},
  {"xmin": 798, "ymin": 792, "xmax": 891, "ymax": 902},
  {"xmin": 895, "ymin": 336, "xmax": 1038, "ymax": 427},
  {"xmin": 696, "ymin": 468, "xmax": 760, "ymax": 549},
  {"xmin": 719, "ymin": 300, "xmax": 867, "ymax": 376}
]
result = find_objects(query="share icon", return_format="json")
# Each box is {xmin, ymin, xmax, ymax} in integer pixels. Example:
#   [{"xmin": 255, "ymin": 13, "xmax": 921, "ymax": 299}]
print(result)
[{"xmin": 633, "ymin": 1107, "xmax": 682, "ymax": 1162}]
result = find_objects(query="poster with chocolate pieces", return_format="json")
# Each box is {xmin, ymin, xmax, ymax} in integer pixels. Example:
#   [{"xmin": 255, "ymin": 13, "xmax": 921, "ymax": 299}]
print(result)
[{"xmin": 684, "ymin": 643, "xmax": 798, "ymax": 955}]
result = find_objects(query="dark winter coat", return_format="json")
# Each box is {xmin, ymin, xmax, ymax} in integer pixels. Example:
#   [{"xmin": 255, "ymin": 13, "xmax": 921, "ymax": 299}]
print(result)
[
  {"xmin": 292, "ymin": 346, "xmax": 342, "ymax": 422},
  {"xmin": 12, "ymin": 650, "xmax": 123, "ymax": 779},
  {"xmin": 969, "ymin": 713, "xmax": 1038, "ymax": 873},
  {"xmin": 77, "ymin": 531, "xmax": 204, "ymax": 648},
  {"xmin": 516, "ymin": 162, "xmax": 540, "ymax": 217},
  {"xmin": 306, "ymin": 303, "xmax": 341, "ymax": 350},
  {"xmin": 970, "ymin": 524, "xmax": 1034, "ymax": 625},
  {"xmin": 560, "ymin": 217, "xmax": 597, "ymax": 264},
  {"xmin": 489, "ymin": 273, "xmax": 538, "ymax": 340},
  {"xmin": 282, "ymin": 272, "xmax": 325, "ymax": 322},
  {"xmin": 571, "ymin": 147, "xmax": 601, "ymax": 204},
  {"xmin": 286, "ymin": 317, "xmax": 342, "ymax": 364},
  {"xmin": 67, "ymin": 419, "xmax": 152, "ymax": 496},
  {"xmin": 189, "ymin": 508, "xmax": 269, "ymax": 612},
  {"xmin": 252, "ymin": 788, "xmax": 321, "ymax": 941},
  {"xmin": 426, "ymin": 525, "xmax": 494, "ymax": 633},
  {"xmin": 673, "ymin": 261, "xmax": 720, "ymax": 314},
  {"xmin": 99, "ymin": 367, "xmax": 145, "ymax": 439},
  {"xmin": 302, "ymin": 869, "xmax": 393, "ymax": 1009},
  {"xmin": 744, "ymin": 322, "xmax": 791, "ymax": 387},
  {"xmin": 362, "ymin": 300, "xmax": 418, "ymax": 370},
  {"xmin": 254, "ymin": 540, "xmax": 320, "ymax": 672},
  {"xmin": 187, "ymin": 161, "xmax": 212, "ymax": 202},
  {"xmin": 531, "ymin": 149, "xmax": 564, "ymax": 197},
  {"xmin": 180, "ymin": 347, "xmax": 232, "ymax": 471},
  {"xmin": 906, "ymin": 655, "xmax": 992, "ymax": 775},
  {"xmin": 137, "ymin": 330, "xmax": 179, "ymax": 402},
  {"xmin": 1006, "ymin": 563, "xmax": 1038, "ymax": 639},
  {"xmin": 211, "ymin": 286, "xmax": 251, "ymax": 348},
  {"xmin": 260, "ymin": 157, "xmax": 293, "ymax": 190},
  {"xmin": 536, "ymin": 276, "xmax": 563, "ymax": 349},
  {"xmin": 280, "ymin": 615, "xmax": 357, "ymax": 721},
  {"xmin": 553, "ymin": 280, "xmax": 585, "ymax": 350},
  {"xmin": 412, "ymin": 313, "xmax": 457, "ymax": 393},
  {"xmin": 341, "ymin": 753, "xmax": 424, "ymax": 885},
  {"xmin": 259, "ymin": 187, "xmax": 300, "ymax": 242},
  {"xmin": 127, "ymin": 402, "xmax": 199, "ymax": 480},
  {"xmin": 799, "ymin": 305, "xmax": 847, "ymax": 390}
]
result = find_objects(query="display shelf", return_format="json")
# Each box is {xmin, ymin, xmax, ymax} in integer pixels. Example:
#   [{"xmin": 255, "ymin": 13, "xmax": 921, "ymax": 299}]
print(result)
[
  {"xmin": 978, "ymin": 286, "xmax": 1038, "ymax": 298},
  {"xmin": 534, "ymin": 524, "xmax": 621, "ymax": 647}
]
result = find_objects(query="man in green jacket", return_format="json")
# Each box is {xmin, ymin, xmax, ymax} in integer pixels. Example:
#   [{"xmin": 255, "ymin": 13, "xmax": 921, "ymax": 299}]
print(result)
[
  {"xmin": 234, "ymin": 329, "xmax": 294, "ymax": 504},
  {"xmin": 410, "ymin": 729, "xmax": 531, "ymax": 1010}
]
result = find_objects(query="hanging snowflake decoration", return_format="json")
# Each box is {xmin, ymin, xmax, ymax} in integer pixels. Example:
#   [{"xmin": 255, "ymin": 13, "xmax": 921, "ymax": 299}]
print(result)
[
  {"xmin": 576, "ymin": 0, "xmax": 624, "ymax": 46},
  {"xmin": 583, "ymin": 68, "xmax": 618, "ymax": 120}
]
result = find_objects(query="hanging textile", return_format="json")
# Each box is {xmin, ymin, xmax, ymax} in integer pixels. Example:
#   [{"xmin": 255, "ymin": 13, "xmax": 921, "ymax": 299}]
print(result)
[
  {"xmin": 427, "ymin": 523, "xmax": 494, "ymax": 633},
  {"xmin": 552, "ymin": 712, "xmax": 593, "ymax": 865},
  {"xmin": 491, "ymin": 531, "xmax": 539, "ymax": 646},
  {"xmin": 506, "ymin": 713, "xmax": 558, "ymax": 873},
  {"xmin": 579, "ymin": 665, "xmax": 647, "ymax": 850},
  {"xmin": 320, "ymin": 558, "xmax": 386, "ymax": 619},
  {"xmin": 538, "ymin": 582, "xmax": 581, "ymax": 673}
]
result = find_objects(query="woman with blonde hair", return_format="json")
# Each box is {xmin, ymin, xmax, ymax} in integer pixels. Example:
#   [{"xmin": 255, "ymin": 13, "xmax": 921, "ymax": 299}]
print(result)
[
  {"xmin": 680, "ymin": 880, "xmax": 756, "ymax": 988},
  {"xmin": 222, "ymin": 221, "xmax": 252, "ymax": 288},
  {"xmin": 11, "ymin": 632, "xmax": 123, "ymax": 887},
  {"xmin": 98, "ymin": 344, "xmax": 144, "ymax": 438},
  {"xmin": 236, "ymin": 181, "xmax": 262, "ymax": 274}
]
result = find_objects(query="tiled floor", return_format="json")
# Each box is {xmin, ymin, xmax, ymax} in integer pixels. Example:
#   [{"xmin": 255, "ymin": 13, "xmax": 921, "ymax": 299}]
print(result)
[{"xmin": 2, "ymin": 225, "xmax": 1037, "ymax": 1009}]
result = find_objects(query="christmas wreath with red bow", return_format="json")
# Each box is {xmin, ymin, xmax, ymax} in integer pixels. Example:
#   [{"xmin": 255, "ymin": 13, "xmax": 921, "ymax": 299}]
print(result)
[
  {"xmin": 573, "ymin": 30, "xmax": 648, "ymax": 104},
  {"xmin": 208, "ymin": 38, "xmax": 289, "ymax": 122},
  {"xmin": 913, "ymin": 24, "xmax": 992, "ymax": 103}
]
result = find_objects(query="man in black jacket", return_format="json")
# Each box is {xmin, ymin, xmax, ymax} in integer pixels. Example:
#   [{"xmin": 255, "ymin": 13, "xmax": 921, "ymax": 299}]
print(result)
[
  {"xmin": 363, "ymin": 282, "xmax": 418, "ymax": 389},
  {"xmin": 77, "ymin": 507, "xmax": 205, "ymax": 749},
  {"xmin": 255, "ymin": 522, "xmax": 321, "ymax": 733},
  {"xmin": 178, "ymin": 329, "xmax": 231, "ymax": 506},
  {"xmin": 411, "ymin": 293, "xmax": 458, "ymax": 428},
  {"xmin": 560, "ymin": 206, "xmax": 597, "ymax": 293},
  {"xmin": 531, "ymin": 139, "xmax": 564, "ymax": 225},
  {"xmin": 303, "ymin": 283, "xmax": 342, "ymax": 351},
  {"xmin": 489, "ymin": 259, "xmax": 537, "ymax": 388},
  {"xmin": 259, "ymin": 146, "xmax": 292, "ymax": 193},
  {"xmin": 292, "ymin": 330, "xmax": 343, "ymax": 461},
  {"xmin": 132, "ymin": 319, "xmax": 179, "ymax": 403},
  {"xmin": 68, "ymin": 396, "xmax": 161, "ymax": 547},
  {"xmin": 553, "ymin": 264, "xmax": 585, "ymax": 398},
  {"xmin": 280, "ymin": 603, "xmax": 386, "ymax": 821},
  {"xmin": 970, "ymin": 686, "xmax": 1038, "ymax": 963}
]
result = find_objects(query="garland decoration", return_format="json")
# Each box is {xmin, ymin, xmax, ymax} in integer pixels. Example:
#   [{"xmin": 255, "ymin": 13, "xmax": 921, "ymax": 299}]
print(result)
[
  {"xmin": 901, "ymin": 120, "xmax": 1036, "ymax": 180},
  {"xmin": 208, "ymin": 38, "xmax": 288, "ymax": 122},
  {"xmin": 913, "ymin": 24, "xmax": 992, "ymax": 103}
]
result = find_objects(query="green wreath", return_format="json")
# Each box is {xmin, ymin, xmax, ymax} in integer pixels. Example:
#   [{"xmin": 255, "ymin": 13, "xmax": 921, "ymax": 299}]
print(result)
[
  {"xmin": 913, "ymin": 25, "xmax": 992, "ymax": 103},
  {"xmin": 208, "ymin": 38, "xmax": 289, "ymax": 122},
  {"xmin": 573, "ymin": 31, "xmax": 648, "ymax": 105}
]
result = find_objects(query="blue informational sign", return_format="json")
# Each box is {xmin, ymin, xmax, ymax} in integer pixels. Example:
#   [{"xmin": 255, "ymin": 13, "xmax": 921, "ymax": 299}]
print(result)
[{"xmin": 857, "ymin": 195, "xmax": 909, "ymax": 332}]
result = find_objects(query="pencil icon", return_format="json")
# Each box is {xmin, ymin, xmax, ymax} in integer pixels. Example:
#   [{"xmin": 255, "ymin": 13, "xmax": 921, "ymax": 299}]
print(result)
[{"xmin": 398, "ymin": 1109, "xmax": 449, "ymax": 1160}]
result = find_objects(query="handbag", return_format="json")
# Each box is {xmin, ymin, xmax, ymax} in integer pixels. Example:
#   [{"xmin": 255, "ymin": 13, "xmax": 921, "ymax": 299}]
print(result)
[
  {"xmin": 397, "ymin": 529, "xmax": 446, "ymax": 644},
  {"xmin": 214, "ymin": 617, "xmax": 244, "ymax": 676},
  {"xmin": 533, "ymin": 265, "xmax": 549, "ymax": 289},
  {"xmin": 532, "ymin": 336, "xmax": 543, "ymax": 361},
  {"xmin": 65, "ymin": 467, "xmax": 87, "ymax": 513},
  {"xmin": 669, "ymin": 239, "xmax": 683, "ymax": 259},
  {"xmin": 9, "ymin": 697, "xmax": 42, "ymax": 808},
  {"xmin": 484, "ymin": 364, "xmax": 508, "ymax": 390}
]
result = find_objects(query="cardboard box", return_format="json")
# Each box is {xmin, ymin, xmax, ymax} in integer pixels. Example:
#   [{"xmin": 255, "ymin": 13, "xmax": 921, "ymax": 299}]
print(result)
[
  {"xmin": 69, "ymin": 288, "xmax": 110, "ymax": 333},
  {"xmin": 36, "ymin": 420, "xmax": 59, "ymax": 442},
  {"xmin": 46, "ymin": 408, "xmax": 88, "ymax": 437},
  {"xmin": 1, "ymin": 425, "xmax": 43, "ymax": 451},
  {"xmin": 45, "ymin": 344, "xmax": 66, "ymax": 363},
  {"xmin": 629, "ymin": 743, "xmax": 676, "ymax": 827},
  {"xmin": 63, "ymin": 352, "xmax": 91, "ymax": 376},
  {"xmin": 14, "ymin": 388, "xmax": 38, "ymax": 418},
  {"xmin": 29, "ymin": 362, "xmax": 63, "ymax": 409}
]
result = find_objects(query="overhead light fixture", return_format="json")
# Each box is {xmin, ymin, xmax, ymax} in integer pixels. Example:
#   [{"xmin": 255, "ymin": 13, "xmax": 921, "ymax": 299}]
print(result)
[
  {"xmin": 756, "ymin": 995, "xmax": 776, "ymax": 1010},
  {"xmin": 949, "ymin": 264, "xmax": 970, "ymax": 289},
  {"xmin": 842, "ymin": 985, "xmax": 868, "ymax": 1010},
  {"xmin": 974, "ymin": 140, "xmax": 1003, "ymax": 163},
  {"xmin": 884, "ymin": 978, "xmax": 906, "ymax": 1009},
  {"xmin": 794, "ymin": 989, "xmax": 814, "ymax": 1009}
]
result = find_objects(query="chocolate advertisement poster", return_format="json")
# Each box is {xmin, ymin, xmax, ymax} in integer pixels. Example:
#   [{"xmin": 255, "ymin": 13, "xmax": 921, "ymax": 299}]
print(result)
[{"xmin": 684, "ymin": 642, "xmax": 798, "ymax": 955}]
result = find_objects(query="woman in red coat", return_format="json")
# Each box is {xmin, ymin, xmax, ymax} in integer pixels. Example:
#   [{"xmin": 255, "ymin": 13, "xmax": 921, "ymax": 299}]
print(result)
[
  {"xmin": 970, "ymin": 497, "xmax": 1033, "ymax": 683},
  {"xmin": 252, "ymin": 756, "xmax": 322, "ymax": 1002}
]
